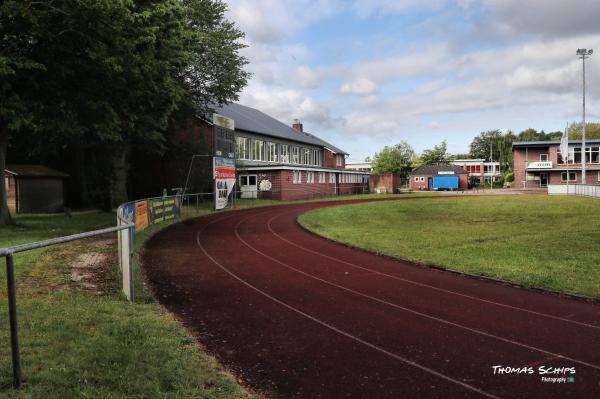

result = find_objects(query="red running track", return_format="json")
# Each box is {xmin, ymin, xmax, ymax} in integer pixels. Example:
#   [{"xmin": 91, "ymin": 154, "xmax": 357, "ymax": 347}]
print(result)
[{"xmin": 141, "ymin": 198, "xmax": 600, "ymax": 399}]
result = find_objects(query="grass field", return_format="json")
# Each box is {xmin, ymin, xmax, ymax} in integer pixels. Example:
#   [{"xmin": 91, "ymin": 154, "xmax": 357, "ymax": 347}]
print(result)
[
  {"xmin": 299, "ymin": 195, "xmax": 600, "ymax": 298},
  {"xmin": 0, "ymin": 212, "xmax": 255, "ymax": 398}
]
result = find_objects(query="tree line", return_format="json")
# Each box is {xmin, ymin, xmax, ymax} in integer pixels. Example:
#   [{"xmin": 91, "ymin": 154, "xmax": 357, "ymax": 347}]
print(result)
[
  {"xmin": 1, "ymin": 0, "xmax": 249, "ymax": 225},
  {"xmin": 370, "ymin": 123, "xmax": 599, "ymax": 178}
]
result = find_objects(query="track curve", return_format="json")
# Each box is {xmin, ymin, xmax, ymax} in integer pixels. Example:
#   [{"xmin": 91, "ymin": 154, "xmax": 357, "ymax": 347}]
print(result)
[{"xmin": 142, "ymin": 198, "xmax": 600, "ymax": 399}]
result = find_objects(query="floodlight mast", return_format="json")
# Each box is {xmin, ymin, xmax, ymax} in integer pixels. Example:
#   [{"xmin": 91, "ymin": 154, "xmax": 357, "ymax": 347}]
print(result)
[{"xmin": 576, "ymin": 48, "xmax": 592, "ymax": 183}]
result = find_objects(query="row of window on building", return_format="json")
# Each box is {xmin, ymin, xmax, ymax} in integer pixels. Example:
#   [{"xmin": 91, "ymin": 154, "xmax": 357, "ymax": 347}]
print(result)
[
  {"xmin": 557, "ymin": 147, "xmax": 600, "ymax": 164},
  {"xmin": 236, "ymin": 137, "xmax": 322, "ymax": 166},
  {"xmin": 292, "ymin": 171, "xmax": 363, "ymax": 184}
]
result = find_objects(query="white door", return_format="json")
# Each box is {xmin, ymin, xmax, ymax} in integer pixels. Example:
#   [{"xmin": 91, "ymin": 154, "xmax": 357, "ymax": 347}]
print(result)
[{"xmin": 240, "ymin": 175, "xmax": 257, "ymax": 199}]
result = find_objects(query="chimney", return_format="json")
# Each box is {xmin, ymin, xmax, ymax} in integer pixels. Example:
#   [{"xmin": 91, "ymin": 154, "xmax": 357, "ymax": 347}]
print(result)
[{"xmin": 292, "ymin": 118, "xmax": 303, "ymax": 132}]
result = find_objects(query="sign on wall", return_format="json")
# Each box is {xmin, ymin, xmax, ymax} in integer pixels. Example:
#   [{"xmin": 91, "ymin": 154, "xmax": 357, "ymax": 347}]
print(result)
[
  {"xmin": 213, "ymin": 113, "xmax": 235, "ymax": 158},
  {"xmin": 149, "ymin": 197, "xmax": 180, "ymax": 223},
  {"xmin": 134, "ymin": 200, "xmax": 149, "ymax": 231},
  {"xmin": 214, "ymin": 157, "xmax": 236, "ymax": 210}
]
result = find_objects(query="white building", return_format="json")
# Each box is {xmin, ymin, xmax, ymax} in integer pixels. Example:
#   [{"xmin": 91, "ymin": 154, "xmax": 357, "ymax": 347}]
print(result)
[
  {"xmin": 451, "ymin": 159, "xmax": 501, "ymax": 183},
  {"xmin": 346, "ymin": 161, "xmax": 372, "ymax": 172}
]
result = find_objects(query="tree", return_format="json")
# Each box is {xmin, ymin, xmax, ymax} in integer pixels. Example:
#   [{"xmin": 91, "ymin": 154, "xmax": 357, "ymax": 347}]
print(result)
[
  {"xmin": 566, "ymin": 122, "xmax": 600, "ymax": 140},
  {"xmin": 371, "ymin": 141, "xmax": 415, "ymax": 177},
  {"xmin": 0, "ymin": 0, "xmax": 249, "ymax": 221},
  {"xmin": 420, "ymin": 141, "xmax": 450, "ymax": 165},
  {"xmin": 469, "ymin": 130, "xmax": 516, "ymax": 174}
]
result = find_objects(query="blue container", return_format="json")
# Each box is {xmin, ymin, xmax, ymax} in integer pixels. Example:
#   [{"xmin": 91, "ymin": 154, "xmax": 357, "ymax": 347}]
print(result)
[{"xmin": 432, "ymin": 175, "xmax": 459, "ymax": 190}]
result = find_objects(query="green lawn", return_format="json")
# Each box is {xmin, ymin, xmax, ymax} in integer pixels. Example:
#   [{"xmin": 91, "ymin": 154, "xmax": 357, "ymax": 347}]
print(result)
[
  {"xmin": 0, "ymin": 212, "xmax": 254, "ymax": 398},
  {"xmin": 299, "ymin": 195, "xmax": 600, "ymax": 298}
]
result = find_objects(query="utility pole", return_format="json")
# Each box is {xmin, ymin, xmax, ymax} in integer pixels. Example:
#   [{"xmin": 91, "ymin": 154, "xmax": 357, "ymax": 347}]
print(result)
[
  {"xmin": 489, "ymin": 141, "xmax": 493, "ymax": 190},
  {"xmin": 576, "ymin": 48, "xmax": 592, "ymax": 184}
]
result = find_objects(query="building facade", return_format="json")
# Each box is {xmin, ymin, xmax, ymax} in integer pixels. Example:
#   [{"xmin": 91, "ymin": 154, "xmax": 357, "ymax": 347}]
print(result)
[
  {"xmin": 451, "ymin": 159, "xmax": 501, "ymax": 183},
  {"xmin": 513, "ymin": 139, "xmax": 600, "ymax": 188},
  {"xmin": 345, "ymin": 161, "xmax": 373, "ymax": 172},
  {"xmin": 201, "ymin": 103, "xmax": 368, "ymax": 200},
  {"xmin": 409, "ymin": 164, "xmax": 469, "ymax": 191}
]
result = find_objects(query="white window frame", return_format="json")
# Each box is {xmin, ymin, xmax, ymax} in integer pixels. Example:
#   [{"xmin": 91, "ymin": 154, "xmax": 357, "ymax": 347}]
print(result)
[
  {"xmin": 281, "ymin": 145, "xmax": 290, "ymax": 163},
  {"xmin": 307, "ymin": 171, "xmax": 314, "ymax": 184},
  {"xmin": 292, "ymin": 147, "xmax": 300, "ymax": 164},
  {"xmin": 236, "ymin": 137, "xmax": 250, "ymax": 160},
  {"xmin": 336, "ymin": 154, "xmax": 343, "ymax": 166},
  {"xmin": 329, "ymin": 172, "xmax": 335, "ymax": 183},
  {"xmin": 252, "ymin": 139, "xmax": 264, "ymax": 161},
  {"xmin": 266, "ymin": 142, "xmax": 276, "ymax": 162},
  {"xmin": 319, "ymin": 172, "xmax": 325, "ymax": 183},
  {"xmin": 293, "ymin": 170, "xmax": 302, "ymax": 184},
  {"xmin": 540, "ymin": 154, "xmax": 548, "ymax": 162},
  {"xmin": 561, "ymin": 171, "xmax": 576, "ymax": 182}
]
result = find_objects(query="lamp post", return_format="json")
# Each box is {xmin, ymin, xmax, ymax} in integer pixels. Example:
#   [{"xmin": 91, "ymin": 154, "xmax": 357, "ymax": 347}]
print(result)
[{"xmin": 576, "ymin": 48, "xmax": 593, "ymax": 184}]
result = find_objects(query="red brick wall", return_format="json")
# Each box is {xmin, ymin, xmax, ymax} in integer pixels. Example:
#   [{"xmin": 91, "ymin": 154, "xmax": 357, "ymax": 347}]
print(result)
[
  {"xmin": 323, "ymin": 150, "xmax": 336, "ymax": 168},
  {"xmin": 410, "ymin": 175, "xmax": 430, "ymax": 190},
  {"xmin": 369, "ymin": 174, "xmax": 402, "ymax": 193}
]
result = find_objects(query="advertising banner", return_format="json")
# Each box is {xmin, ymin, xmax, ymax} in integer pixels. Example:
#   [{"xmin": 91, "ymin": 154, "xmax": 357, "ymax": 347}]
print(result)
[
  {"xmin": 149, "ymin": 197, "xmax": 180, "ymax": 223},
  {"xmin": 134, "ymin": 200, "xmax": 149, "ymax": 231},
  {"xmin": 214, "ymin": 157, "xmax": 236, "ymax": 210}
]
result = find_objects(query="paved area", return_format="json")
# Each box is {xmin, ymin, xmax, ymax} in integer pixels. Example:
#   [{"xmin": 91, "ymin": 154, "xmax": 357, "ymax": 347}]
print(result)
[{"xmin": 142, "ymin": 198, "xmax": 600, "ymax": 398}]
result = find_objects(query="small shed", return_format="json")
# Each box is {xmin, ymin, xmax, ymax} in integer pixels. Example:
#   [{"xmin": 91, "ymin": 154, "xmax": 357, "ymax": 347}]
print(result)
[
  {"xmin": 5, "ymin": 165, "xmax": 69, "ymax": 213},
  {"xmin": 409, "ymin": 164, "xmax": 468, "ymax": 191}
]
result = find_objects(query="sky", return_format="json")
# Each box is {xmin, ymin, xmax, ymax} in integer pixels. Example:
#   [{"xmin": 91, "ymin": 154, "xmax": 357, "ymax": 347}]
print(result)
[{"xmin": 224, "ymin": 0, "xmax": 600, "ymax": 161}]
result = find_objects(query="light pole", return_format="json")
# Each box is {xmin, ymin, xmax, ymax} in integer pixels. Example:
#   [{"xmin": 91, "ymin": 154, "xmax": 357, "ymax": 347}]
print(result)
[{"xmin": 576, "ymin": 48, "xmax": 592, "ymax": 184}]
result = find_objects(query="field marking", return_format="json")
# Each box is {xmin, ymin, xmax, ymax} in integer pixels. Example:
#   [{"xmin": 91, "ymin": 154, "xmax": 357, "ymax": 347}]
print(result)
[
  {"xmin": 230, "ymin": 212, "xmax": 600, "ymax": 372},
  {"xmin": 195, "ymin": 223, "xmax": 501, "ymax": 399},
  {"xmin": 267, "ymin": 210, "xmax": 600, "ymax": 331}
]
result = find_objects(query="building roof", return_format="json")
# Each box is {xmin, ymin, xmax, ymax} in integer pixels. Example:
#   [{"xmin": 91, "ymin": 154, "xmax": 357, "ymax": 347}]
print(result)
[
  {"xmin": 211, "ymin": 103, "xmax": 348, "ymax": 155},
  {"xmin": 5, "ymin": 164, "xmax": 69, "ymax": 177},
  {"xmin": 409, "ymin": 164, "xmax": 468, "ymax": 175},
  {"xmin": 512, "ymin": 139, "xmax": 600, "ymax": 147}
]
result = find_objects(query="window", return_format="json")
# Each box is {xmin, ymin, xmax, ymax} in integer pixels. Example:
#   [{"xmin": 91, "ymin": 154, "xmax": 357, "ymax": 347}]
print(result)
[
  {"xmin": 540, "ymin": 154, "xmax": 548, "ymax": 162},
  {"xmin": 252, "ymin": 140, "xmax": 264, "ymax": 161},
  {"xmin": 293, "ymin": 170, "xmax": 302, "ymax": 184},
  {"xmin": 329, "ymin": 172, "xmax": 335, "ymax": 183},
  {"xmin": 307, "ymin": 171, "xmax": 314, "ymax": 183},
  {"xmin": 292, "ymin": 147, "xmax": 300, "ymax": 164},
  {"xmin": 319, "ymin": 172, "xmax": 325, "ymax": 183},
  {"xmin": 266, "ymin": 142, "xmax": 276, "ymax": 162},
  {"xmin": 236, "ymin": 137, "xmax": 250, "ymax": 160},
  {"xmin": 336, "ymin": 154, "xmax": 343, "ymax": 166},
  {"xmin": 561, "ymin": 172, "xmax": 576, "ymax": 182},
  {"xmin": 280, "ymin": 145, "xmax": 290, "ymax": 163},
  {"xmin": 301, "ymin": 148, "xmax": 310, "ymax": 165},
  {"xmin": 420, "ymin": 177, "xmax": 425, "ymax": 182},
  {"xmin": 414, "ymin": 177, "xmax": 419, "ymax": 182},
  {"xmin": 312, "ymin": 149, "xmax": 321, "ymax": 166}
]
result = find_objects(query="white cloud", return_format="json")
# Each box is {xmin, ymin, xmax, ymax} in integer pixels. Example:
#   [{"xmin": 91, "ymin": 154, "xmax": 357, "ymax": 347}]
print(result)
[{"xmin": 339, "ymin": 78, "xmax": 378, "ymax": 95}]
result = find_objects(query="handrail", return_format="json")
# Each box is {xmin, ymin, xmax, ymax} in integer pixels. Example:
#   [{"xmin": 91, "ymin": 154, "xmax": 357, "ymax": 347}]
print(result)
[{"xmin": 0, "ymin": 224, "xmax": 133, "ymax": 257}]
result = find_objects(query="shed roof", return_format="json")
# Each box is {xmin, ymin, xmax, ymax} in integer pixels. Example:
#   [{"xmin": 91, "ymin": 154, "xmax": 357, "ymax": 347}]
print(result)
[
  {"xmin": 211, "ymin": 103, "xmax": 348, "ymax": 155},
  {"xmin": 5, "ymin": 164, "xmax": 69, "ymax": 177},
  {"xmin": 409, "ymin": 164, "xmax": 468, "ymax": 176}
]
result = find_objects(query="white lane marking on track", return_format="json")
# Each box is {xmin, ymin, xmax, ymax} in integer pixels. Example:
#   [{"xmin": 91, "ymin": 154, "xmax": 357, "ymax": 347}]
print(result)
[
  {"xmin": 195, "ymin": 226, "xmax": 502, "ymax": 399},
  {"xmin": 267, "ymin": 210, "xmax": 600, "ymax": 331},
  {"xmin": 232, "ymin": 212, "xmax": 600, "ymax": 372}
]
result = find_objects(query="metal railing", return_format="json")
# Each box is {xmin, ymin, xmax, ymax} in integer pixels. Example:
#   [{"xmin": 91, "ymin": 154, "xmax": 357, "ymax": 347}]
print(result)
[
  {"xmin": 547, "ymin": 184, "xmax": 600, "ymax": 198},
  {"xmin": 0, "ymin": 223, "xmax": 134, "ymax": 389}
]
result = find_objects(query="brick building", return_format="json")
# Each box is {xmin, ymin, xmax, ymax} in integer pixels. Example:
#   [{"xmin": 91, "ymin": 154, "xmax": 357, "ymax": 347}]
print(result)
[
  {"xmin": 450, "ymin": 159, "xmax": 501, "ymax": 184},
  {"xmin": 513, "ymin": 139, "xmax": 600, "ymax": 188},
  {"xmin": 409, "ymin": 164, "xmax": 469, "ymax": 191},
  {"xmin": 199, "ymin": 103, "xmax": 368, "ymax": 200}
]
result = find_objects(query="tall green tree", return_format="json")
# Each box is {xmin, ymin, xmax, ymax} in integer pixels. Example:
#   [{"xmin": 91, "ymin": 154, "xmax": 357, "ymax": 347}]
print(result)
[
  {"xmin": 0, "ymin": 0, "xmax": 249, "ymax": 221},
  {"xmin": 469, "ymin": 130, "xmax": 516, "ymax": 174},
  {"xmin": 371, "ymin": 141, "xmax": 415, "ymax": 177},
  {"xmin": 420, "ymin": 140, "xmax": 450, "ymax": 165}
]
